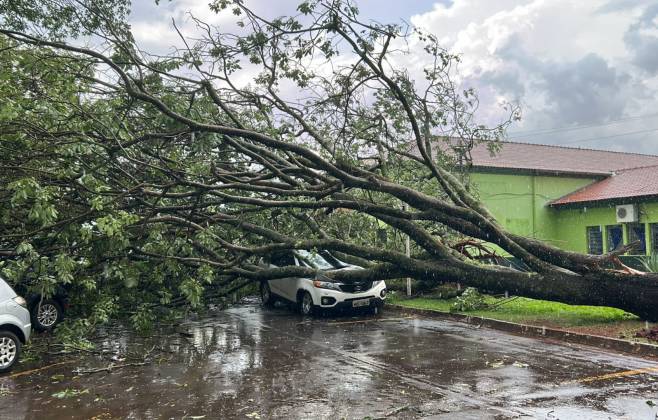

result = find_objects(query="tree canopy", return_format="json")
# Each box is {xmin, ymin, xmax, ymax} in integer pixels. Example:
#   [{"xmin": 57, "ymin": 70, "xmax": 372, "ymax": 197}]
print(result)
[{"xmin": 1, "ymin": 0, "xmax": 658, "ymax": 328}]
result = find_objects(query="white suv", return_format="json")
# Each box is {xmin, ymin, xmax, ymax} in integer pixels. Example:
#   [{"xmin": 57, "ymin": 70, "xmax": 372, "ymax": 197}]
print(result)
[
  {"xmin": 0, "ymin": 276, "xmax": 31, "ymax": 373},
  {"xmin": 260, "ymin": 250, "xmax": 387, "ymax": 316}
]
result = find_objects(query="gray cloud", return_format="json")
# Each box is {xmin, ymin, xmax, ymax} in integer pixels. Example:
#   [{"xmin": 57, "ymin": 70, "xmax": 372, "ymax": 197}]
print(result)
[
  {"xmin": 624, "ymin": 4, "xmax": 658, "ymax": 74},
  {"xmin": 411, "ymin": 1, "xmax": 658, "ymax": 154},
  {"xmin": 479, "ymin": 36, "xmax": 635, "ymax": 125},
  {"xmin": 469, "ymin": 36, "xmax": 658, "ymax": 154},
  {"xmin": 539, "ymin": 53, "xmax": 631, "ymax": 124}
]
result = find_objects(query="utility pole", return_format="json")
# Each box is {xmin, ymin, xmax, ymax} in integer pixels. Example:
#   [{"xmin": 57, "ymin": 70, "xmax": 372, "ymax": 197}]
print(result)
[
  {"xmin": 403, "ymin": 204, "xmax": 411, "ymax": 296},
  {"xmin": 406, "ymin": 233, "xmax": 411, "ymax": 296}
]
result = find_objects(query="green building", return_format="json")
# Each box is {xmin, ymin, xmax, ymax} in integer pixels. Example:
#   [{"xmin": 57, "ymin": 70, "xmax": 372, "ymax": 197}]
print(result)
[{"xmin": 468, "ymin": 141, "xmax": 658, "ymax": 258}]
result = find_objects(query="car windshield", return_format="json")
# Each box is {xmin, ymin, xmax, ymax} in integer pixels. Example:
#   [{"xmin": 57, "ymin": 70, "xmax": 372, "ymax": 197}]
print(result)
[
  {"xmin": 295, "ymin": 250, "xmax": 347, "ymax": 270},
  {"xmin": 269, "ymin": 251, "xmax": 296, "ymax": 267}
]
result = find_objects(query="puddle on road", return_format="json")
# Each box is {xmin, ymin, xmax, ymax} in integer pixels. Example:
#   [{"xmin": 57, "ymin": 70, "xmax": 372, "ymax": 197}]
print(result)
[{"xmin": 1, "ymin": 303, "xmax": 657, "ymax": 419}]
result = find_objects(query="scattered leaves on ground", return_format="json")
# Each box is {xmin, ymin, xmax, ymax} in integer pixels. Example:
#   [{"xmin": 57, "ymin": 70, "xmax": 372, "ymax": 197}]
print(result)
[
  {"xmin": 52, "ymin": 388, "xmax": 89, "ymax": 399},
  {"xmin": 488, "ymin": 360, "xmax": 504, "ymax": 368}
]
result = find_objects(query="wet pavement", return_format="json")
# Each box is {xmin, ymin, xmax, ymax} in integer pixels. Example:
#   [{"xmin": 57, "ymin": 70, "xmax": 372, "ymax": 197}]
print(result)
[{"xmin": 2, "ymin": 303, "xmax": 658, "ymax": 419}]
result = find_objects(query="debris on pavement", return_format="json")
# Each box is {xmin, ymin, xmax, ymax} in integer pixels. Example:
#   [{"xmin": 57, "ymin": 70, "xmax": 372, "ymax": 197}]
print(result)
[{"xmin": 636, "ymin": 327, "xmax": 658, "ymax": 342}]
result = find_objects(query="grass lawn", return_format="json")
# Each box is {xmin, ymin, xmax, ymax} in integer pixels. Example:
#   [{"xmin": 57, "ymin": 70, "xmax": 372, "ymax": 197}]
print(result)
[{"xmin": 389, "ymin": 293, "xmax": 655, "ymax": 340}]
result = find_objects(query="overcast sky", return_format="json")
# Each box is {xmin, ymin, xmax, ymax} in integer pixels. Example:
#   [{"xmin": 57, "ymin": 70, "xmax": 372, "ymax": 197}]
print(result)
[{"xmin": 128, "ymin": 0, "xmax": 658, "ymax": 155}]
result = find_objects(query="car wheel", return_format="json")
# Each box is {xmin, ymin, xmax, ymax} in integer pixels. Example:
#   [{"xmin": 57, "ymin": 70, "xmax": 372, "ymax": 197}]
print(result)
[
  {"xmin": 0, "ymin": 331, "xmax": 21, "ymax": 373},
  {"xmin": 31, "ymin": 299, "xmax": 63, "ymax": 331},
  {"xmin": 260, "ymin": 282, "xmax": 275, "ymax": 307},
  {"xmin": 300, "ymin": 291, "xmax": 315, "ymax": 316}
]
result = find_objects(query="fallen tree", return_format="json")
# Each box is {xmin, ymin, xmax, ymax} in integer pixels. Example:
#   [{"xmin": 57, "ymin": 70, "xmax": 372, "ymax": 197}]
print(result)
[{"xmin": 2, "ymin": 0, "xmax": 658, "ymax": 322}]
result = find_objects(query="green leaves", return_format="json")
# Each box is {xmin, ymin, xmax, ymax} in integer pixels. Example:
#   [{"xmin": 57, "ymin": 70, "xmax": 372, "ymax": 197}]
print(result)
[
  {"xmin": 8, "ymin": 178, "xmax": 39, "ymax": 206},
  {"xmin": 130, "ymin": 305, "xmax": 156, "ymax": 333},
  {"xmin": 96, "ymin": 211, "xmax": 138, "ymax": 239},
  {"xmin": 197, "ymin": 265, "xmax": 215, "ymax": 285},
  {"xmin": 451, "ymin": 288, "xmax": 487, "ymax": 312},
  {"xmin": 297, "ymin": 2, "xmax": 314, "ymax": 15},
  {"xmin": 52, "ymin": 388, "xmax": 90, "ymax": 399},
  {"xmin": 0, "ymin": 0, "xmax": 131, "ymax": 40},
  {"xmin": 8, "ymin": 178, "xmax": 59, "ymax": 226},
  {"xmin": 28, "ymin": 199, "xmax": 59, "ymax": 226},
  {"xmin": 180, "ymin": 277, "xmax": 203, "ymax": 308},
  {"xmin": 16, "ymin": 241, "xmax": 36, "ymax": 257},
  {"xmin": 54, "ymin": 254, "xmax": 76, "ymax": 284}
]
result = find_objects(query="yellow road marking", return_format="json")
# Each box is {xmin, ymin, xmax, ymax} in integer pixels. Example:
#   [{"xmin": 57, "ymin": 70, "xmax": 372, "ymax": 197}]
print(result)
[
  {"xmin": 568, "ymin": 365, "xmax": 658, "ymax": 384},
  {"xmin": 3, "ymin": 360, "xmax": 76, "ymax": 379}
]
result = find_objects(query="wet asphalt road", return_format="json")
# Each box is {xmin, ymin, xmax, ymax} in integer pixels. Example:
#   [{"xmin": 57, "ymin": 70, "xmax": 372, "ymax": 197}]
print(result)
[{"xmin": 2, "ymin": 303, "xmax": 658, "ymax": 419}]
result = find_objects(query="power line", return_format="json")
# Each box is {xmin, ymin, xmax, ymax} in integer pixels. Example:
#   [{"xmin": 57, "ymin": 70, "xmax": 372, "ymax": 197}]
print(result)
[
  {"xmin": 560, "ymin": 127, "xmax": 658, "ymax": 145},
  {"xmin": 507, "ymin": 112, "xmax": 658, "ymax": 139},
  {"xmin": 509, "ymin": 112, "xmax": 658, "ymax": 137}
]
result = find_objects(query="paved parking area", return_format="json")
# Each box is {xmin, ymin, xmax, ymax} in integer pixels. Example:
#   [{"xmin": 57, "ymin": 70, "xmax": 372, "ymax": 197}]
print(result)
[{"xmin": 2, "ymin": 303, "xmax": 658, "ymax": 419}]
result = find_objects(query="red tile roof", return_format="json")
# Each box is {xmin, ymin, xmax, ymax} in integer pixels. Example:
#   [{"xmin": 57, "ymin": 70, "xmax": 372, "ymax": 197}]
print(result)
[
  {"xmin": 408, "ymin": 139, "xmax": 658, "ymax": 203},
  {"xmin": 551, "ymin": 165, "xmax": 658, "ymax": 206},
  {"xmin": 468, "ymin": 141, "xmax": 658, "ymax": 175}
]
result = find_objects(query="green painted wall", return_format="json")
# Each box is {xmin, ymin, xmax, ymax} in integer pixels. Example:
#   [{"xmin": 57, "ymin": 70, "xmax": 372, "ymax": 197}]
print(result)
[
  {"xmin": 470, "ymin": 171, "xmax": 658, "ymax": 256},
  {"xmin": 553, "ymin": 202, "xmax": 658, "ymax": 255},
  {"xmin": 470, "ymin": 171, "xmax": 596, "ymax": 245}
]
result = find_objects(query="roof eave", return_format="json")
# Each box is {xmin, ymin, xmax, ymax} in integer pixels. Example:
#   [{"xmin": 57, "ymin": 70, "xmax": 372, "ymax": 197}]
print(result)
[
  {"xmin": 471, "ymin": 165, "xmax": 611, "ymax": 178},
  {"xmin": 550, "ymin": 194, "xmax": 658, "ymax": 209}
]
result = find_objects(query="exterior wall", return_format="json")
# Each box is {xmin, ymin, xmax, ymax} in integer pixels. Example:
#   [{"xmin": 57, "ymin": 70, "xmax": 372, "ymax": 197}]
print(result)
[
  {"xmin": 553, "ymin": 202, "xmax": 658, "ymax": 255},
  {"xmin": 471, "ymin": 170, "xmax": 658, "ymax": 256},
  {"xmin": 470, "ymin": 171, "xmax": 596, "ymax": 245}
]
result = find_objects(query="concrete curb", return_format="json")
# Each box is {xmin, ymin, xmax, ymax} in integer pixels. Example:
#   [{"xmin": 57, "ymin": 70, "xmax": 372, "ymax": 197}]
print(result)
[{"xmin": 388, "ymin": 303, "xmax": 658, "ymax": 359}]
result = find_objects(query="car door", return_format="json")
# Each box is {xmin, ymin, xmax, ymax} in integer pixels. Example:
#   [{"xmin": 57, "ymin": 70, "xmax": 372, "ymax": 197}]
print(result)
[
  {"xmin": 277, "ymin": 255, "xmax": 304, "ymax": 302},
  {"xmin": 268, "ymin": 251, "xmax": 297, "ymax": 302}
]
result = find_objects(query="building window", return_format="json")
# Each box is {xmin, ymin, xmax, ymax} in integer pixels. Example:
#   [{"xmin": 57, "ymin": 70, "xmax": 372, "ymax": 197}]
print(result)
[
  {"xmin": 606, "ymin": 225, "xmax": 623, "ymax": 252},
  {"xmin": 627, "ymin": 223, "xmax": 646, "ymax": 255},
  {"xmin": 651, "ymin": 224, "xmax": 658, "ymax": 255},
  {"xmin": 587, "ymin": 226, "xmax": 603, "ymax": 255}
]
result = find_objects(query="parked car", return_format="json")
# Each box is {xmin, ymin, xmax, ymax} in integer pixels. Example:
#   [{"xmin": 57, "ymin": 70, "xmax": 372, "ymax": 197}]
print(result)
[
  {"xmin": 0, "ymin": 275, "xmax": 31, "ymax": 373},
  {"xmin": 260, "ymin": 250, "xmax": 387, "ymax": 315},
  {"xmin": 9, "ymin": 281, "xmax": 68, "ymax": 331},
  {"xmin": 27, "ymin": 292, "xmax": 67, "ymax": 331}
]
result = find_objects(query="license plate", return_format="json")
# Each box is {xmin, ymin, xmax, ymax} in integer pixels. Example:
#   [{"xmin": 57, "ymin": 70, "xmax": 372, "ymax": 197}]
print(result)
[{"xmin": 352, "ymin": 298, "xmax": 370, "ymax": 308}]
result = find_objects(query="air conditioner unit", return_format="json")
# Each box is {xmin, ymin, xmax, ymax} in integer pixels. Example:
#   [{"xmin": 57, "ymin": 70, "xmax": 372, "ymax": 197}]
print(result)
[{"xmin": 616, "ymin": 204, "xmax": 638, "ymax": 223}]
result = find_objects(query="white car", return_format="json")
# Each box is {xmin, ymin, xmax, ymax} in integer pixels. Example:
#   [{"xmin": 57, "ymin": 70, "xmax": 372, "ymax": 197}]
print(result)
[
  {"xmin": 0, "ymin": 275, "xmax": 31, "ymax": 373},
  {"xmin": 260, "ymin": 250, "xmax": 387, "ymax": 316}
]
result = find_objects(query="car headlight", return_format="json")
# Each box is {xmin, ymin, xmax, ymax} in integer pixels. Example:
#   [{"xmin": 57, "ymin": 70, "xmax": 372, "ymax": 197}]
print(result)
[
  {"xmin": 313, "ymin": 280, "xmax": 342, "ymax": 291},
  {"xmin": 372, "ymin": 280, "xmax": 383, "ymax": 287},
  {"xmin": 13, "ymin": 296, "xmax": 27, "ymax": 308}
]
